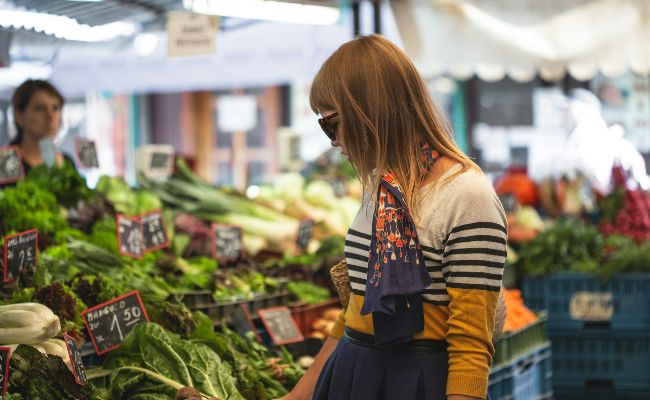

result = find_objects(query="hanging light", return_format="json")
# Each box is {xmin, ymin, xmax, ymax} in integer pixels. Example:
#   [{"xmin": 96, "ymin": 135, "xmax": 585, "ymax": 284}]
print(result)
[{"xmin": 184, "ymin": 0, "xmax": 340, "ymax": 25}]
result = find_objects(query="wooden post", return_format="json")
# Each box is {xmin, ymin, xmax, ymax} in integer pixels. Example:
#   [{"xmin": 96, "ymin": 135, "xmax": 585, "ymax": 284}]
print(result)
[{"xmin": 195, "ymin": 91, "xmax": 214, "ymax": 181}]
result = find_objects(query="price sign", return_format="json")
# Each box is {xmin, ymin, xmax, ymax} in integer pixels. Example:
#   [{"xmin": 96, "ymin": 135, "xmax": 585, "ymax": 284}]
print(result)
[
  {"xmin": 212, "ymin": 224, "xmax": 243, "ymax": 262},
  {"xmin": 75, "ymin": 138, "xmax": 99, "ymax": 168},
  {"xmin": 258, "ymin": 307, "xmax": 304, "ymax": 346},
  {"xmin": 142, "ymin": 211, "xmax": 170, "ymax": 252},
  {"xmin": 0, "ymin": 346, "xmax": 9, "ymax": 396},
  {"xmin": 296, "ymin": 220, "xmax": 314, "ymax": 253},
  {"xmin": 150, "ymin": 152, "xmax": 171, "ymax": 169},
  {"xmin": 498, "ymin": 193, "xmax": 517, "ymax": 214},
  {"xmin": 0, "ymin": 146, "xmax": 24, "ymax": 184},
  {"xmin": 232, "ymin": 303, "xmax": 261, "ymax": 342},
  {"xmin": 82, "ymin": 290, "xmax": 149, "ymax": 355},
  {"xmin": 3, "ymin": 229, "xmax": 38, "ymax": 283},
  {"xmin": 64, "ymin": 334, "xmax": 87, "ymax": 385},
  {"xmin": 117, "ymin": 215, "xmax": 144, "ymax": 258}
]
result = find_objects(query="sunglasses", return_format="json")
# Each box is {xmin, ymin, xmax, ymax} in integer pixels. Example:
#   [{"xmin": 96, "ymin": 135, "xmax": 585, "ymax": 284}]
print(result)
[{"xmin": 318, "ymin": 112, "xmax": 338, "ymax": 141}]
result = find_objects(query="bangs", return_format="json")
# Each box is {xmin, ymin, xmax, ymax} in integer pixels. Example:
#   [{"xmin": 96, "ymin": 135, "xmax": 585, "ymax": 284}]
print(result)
[{"xmin": 309, "ymin": 55, "xmax": 338, "ymax": 115}]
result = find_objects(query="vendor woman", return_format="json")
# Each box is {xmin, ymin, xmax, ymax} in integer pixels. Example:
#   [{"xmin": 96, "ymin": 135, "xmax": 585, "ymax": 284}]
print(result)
[
  {"xmin": 8, "ymin": 79, "xmax": 72, "ymax": 176},
  {"xmin": 282, "ymin": 35, "xmax": 507, "ymax": 400}
]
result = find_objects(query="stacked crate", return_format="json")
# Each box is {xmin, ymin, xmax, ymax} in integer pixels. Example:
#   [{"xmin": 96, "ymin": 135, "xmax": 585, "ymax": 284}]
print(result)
[{"xmin": 522, "ymin": 273, "xmax": 650, "ymax": 400}]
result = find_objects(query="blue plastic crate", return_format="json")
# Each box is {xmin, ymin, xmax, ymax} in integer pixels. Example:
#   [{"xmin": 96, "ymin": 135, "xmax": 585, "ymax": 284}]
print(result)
[
  {"xmin": 549, "ymin": 329, "xmax": 650, "ymax": 393},
  {"xmin": 488, "ymin": 342, "xmax": 553, "ymax": 400},
  {"xmin": 554, "ymin": 388, "xmax": 649, "ymax": 400},
  {"xmin": 522, "ymin": 273, "xmax": 650, "ymax": 331}
]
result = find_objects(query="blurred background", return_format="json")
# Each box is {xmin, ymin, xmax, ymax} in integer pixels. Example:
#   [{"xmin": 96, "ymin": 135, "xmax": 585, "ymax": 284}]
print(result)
[{"xmin": 0, "ymin": 1, "xmax": 649, "ymax": 400}]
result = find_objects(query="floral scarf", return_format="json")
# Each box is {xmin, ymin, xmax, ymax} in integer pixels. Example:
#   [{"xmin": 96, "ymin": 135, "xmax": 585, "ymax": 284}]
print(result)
[{"xmin": 360, "ymin": 144, "xmax": 440, "ymax": 345}]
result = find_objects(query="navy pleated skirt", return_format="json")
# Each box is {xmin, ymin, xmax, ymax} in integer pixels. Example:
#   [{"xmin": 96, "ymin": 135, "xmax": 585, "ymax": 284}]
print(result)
[{"xmin": 313, "ymin": 330, "xmax": 449, "ymax": 400}]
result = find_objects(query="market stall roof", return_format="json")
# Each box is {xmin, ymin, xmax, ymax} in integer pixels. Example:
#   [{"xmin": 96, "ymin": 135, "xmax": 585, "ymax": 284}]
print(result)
[{"xmin": 391, "ymin": 0, "xmax": 650, "ymax": 82}]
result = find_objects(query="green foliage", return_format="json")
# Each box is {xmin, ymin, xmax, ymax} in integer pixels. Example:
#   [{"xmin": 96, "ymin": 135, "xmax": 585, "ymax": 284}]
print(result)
[
  {"xmin": 287, "ymin": 281, "xmax": 331, "ymax": 304},
  {"xmin": 26, "ymin": 161, "xmax": 94, "ymax": 208},
  {"xmin": 0, "ymin": 181, "xmax": 67, "ymax": 235}
]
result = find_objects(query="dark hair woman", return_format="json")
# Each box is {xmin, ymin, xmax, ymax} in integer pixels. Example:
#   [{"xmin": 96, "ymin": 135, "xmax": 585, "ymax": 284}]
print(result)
[{"xmin": 9, "ymin": 79, "xmax": 72, "ymax": 176}]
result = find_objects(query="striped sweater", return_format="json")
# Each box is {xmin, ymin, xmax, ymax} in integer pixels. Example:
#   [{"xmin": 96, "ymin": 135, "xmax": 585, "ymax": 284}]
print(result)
[{"xmin": 330, "ymin": 165, "xmax": 507, "ymax": 399}]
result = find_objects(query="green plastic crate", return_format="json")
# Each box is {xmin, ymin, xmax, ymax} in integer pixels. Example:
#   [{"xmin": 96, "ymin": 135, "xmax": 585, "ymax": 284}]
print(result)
[{"xmin": 493, "ymin": 313, "xmax": 547, "ymax": 366}]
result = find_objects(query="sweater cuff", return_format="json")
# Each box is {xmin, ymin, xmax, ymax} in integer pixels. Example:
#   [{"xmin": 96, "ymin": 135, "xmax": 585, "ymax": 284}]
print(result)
[{"xmin": 446, "ymin": 373, "xmax": 489, "ymax": 399}]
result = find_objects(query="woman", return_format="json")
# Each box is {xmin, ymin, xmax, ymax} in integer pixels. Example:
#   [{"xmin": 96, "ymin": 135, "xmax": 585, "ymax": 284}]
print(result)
[
  {"xmin": 9, "ymin": 79, "xmax": 70, "ymax": 175},
  {"xmin": 283, "ymin": 35, "xmax": 506, "ymax": 400}
]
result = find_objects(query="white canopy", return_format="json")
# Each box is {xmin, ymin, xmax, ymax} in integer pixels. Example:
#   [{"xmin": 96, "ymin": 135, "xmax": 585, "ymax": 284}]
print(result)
[{"xmin": 391, "ymin": 0, "xmax": 650, "ymax": 81}]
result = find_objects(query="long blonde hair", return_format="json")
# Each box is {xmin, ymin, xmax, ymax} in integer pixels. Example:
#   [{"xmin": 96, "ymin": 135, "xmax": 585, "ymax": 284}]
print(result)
[{"xmin": 310, "ymin": 34, "xmax": 478, "ymax": 214}]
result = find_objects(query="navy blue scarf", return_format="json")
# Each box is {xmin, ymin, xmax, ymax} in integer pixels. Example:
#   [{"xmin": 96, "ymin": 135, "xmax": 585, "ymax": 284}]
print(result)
[{"xmin": 360, "ymin": 145, "xmax": 439, "ymax": 345}]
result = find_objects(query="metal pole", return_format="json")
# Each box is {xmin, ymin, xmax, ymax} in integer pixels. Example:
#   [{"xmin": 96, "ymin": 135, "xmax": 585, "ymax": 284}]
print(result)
[
  {"xmin": 352, "ymin": 1, "xmax": 361, "ymax": 37},
  {"xmin": 373, "ymin": 0, "xmax": 382, "ymax": 34}
]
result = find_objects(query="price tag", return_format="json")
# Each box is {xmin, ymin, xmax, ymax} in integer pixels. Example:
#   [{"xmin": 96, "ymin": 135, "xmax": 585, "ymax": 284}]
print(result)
[
  {"xmin": 498, "ymin": 193, "xmax": 517, "ymax": 214},
  {"xmin": 75, "ymin": 138, "xmax": 99, "ymax": 169},
  {"xmin": 0, "ymin": 146, "xmax": 24, "ymax": 184},
  {"xmin": 150, "ymin": 152, "xmax": 171, "ymax": 169},
  {"xmin": 117, "ymin": 215, "xmax": 144, "ymax": 258},
  {"xmin": 64, "ymin": 333, "xmax": 87, "ymax": 385},
  {"xmin": 212, "ymin": 224, "xmax": 243, "ymax": 262},
  {"xmin": 3, "ymin": 229, "xmax": 38, "ymax": 283},
  {"xmin": 232, "ymin": 303, "xmax": 261, "ymax": 342},
  {"xmin": 258, "ymin": 306, "xmax": 304, "ymax": 346},
  {"xmin": 142, "ymin": 211, "xmax": 170, "ymax": 252},
  {"xmin": 0, "ymin": 346, "xmax": 10, "ymax": 396},
  {"xmin": 81, "ymin": 290, "xmax": 149, "ymax": 355},
  {"xmin": 296, "ymin": 220, "xmax": 314, "ymax": 253}
]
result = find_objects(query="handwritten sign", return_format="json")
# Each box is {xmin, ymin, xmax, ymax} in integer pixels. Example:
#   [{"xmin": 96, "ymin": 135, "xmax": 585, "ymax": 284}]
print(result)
[
  {"xmin": 167, "ymin": 11, "xmax": 219, "ymax": 57},
  {"xmin": 212, "ymin": 224, "xmax": 243, "ymax": 262},
  {"xmin": 64, "ymin": 334, "xmax": 87, "ymax": 385},
  {"xmin": 0, "ymin": 347, "xmax": 9, "ymax": 396},
  {"xmin": 150, "ymin": 152, "xmax": 172, "ymax": 169},
  {"xmin": 0, "ymin": 146, "xmax": 24, "ymax": 184},
  {"xmin": 3, "ymin": 229, "xmax": 38, "ymax": 283},
  {"xmin": 232, "ymin": 303, "xmax": 261, "ymax": 342},
  {"xmin": 117, "ymin": 215, "xmax": 144, "ymax": 258},
  {"xmin": 82, "ymin": 291, "xmax": 149, "ymax": 355},
  {"xmin": 296, "ymin": 220, "xmax": 314, "ymax": 253},
  {"xmin": 258, "ymin": 307, "xmax": 304, "ymax": 346},
  {"xmin": 75, "ymin": 139, "xmax": 99, "ymax": 168},
  {"xmin": 570, "ymin": 292, "xmax": 614, "ymax": 321},
  {"xmin": 142, "ymin": 211, "xmax": 170, "ymax": 252}
]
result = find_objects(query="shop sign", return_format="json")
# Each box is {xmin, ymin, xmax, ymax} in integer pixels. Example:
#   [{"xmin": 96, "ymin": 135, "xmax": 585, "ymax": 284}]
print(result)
[
  {"xmin": 167, "ymin": 11, "xmax": 219, "ymax": 57},
  {"xmin": 64, "ymin": 333, "xmax": 87, "ymax": 385},
  {"xmin": 3, "ymin": 229, "xmax": 38, "ymax": 283},
  {"xmin": 258, "ymin": 306, "xmax": 303, "ymax": 346},
  {"xmin": 570, "ymin": 292, "xmax": 614, "ymax": 321},
  {"xmin": 75, "ymin": 138, "xmax": 99, "ymax": 168},
  {"xmin": 82, "ymin": 290, "xmax": 149, "ymax": 355},
  {"xmin": 212, "ymin": 224, "xmax": 244, "ymax": 263},
  {"xmin": 0, "ymin": 347, "xmax": 9, "ymax": 396},
  {"xmin": 0, "ymin": 146, "xmax": 24, "ymax": 184}
]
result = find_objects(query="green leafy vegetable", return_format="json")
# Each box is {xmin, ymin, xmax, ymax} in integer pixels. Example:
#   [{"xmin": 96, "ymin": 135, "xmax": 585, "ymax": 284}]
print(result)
[{"xmin": 287, "ymin": 281, "xmax": 331, "ymax": 304}]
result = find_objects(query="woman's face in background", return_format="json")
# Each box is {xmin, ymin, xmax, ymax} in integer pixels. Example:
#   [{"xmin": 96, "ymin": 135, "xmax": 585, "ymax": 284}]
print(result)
[{"xmin": 15, "ymin": 90, "xmax": 62, "ymax": 141}]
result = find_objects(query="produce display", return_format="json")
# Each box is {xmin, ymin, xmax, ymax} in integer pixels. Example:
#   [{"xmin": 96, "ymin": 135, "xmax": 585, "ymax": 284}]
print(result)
[
  {"xmin": 0, "ymin": 160, "xmax": 352, "ymax": 399},
  {"xmin": 501, "ymin": 290, "xmax": 538, "ymax": 333}
]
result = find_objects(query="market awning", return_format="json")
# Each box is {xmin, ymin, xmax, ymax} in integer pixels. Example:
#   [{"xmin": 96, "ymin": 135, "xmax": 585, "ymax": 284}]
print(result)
[{"xmin": 391, "ymin": 0, "xmax": 650, "ymax": 82}]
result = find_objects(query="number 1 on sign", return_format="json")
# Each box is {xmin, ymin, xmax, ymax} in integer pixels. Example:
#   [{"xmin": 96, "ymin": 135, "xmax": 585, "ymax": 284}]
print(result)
[{"xmin": 110, "ymin": 313, "xmax": 124, "ymax": 341}]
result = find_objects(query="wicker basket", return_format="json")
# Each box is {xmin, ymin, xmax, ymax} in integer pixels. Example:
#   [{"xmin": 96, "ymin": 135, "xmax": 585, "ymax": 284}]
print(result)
[{"xmin": 330, "ymin": 260, "xmax": 351, "ymax": 308}]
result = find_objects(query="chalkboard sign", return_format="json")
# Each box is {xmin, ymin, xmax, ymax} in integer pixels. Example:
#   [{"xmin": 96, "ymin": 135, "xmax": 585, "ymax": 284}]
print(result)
[
  {"xmin": 82, "ymin": 290, "xmax": 149, "ymax": 355},
  {"xmin": 150, "ymin": 152, "xmax": 171, "ymax": 169},
  {"xmin": 0, "ymin": 346, "xmax": 9, "ymax": 396},
  {"xmin": 75, "ymin": 138, "xmax": 99, "ymax": 168},
  {"xmin": 232, "ymin": 303, "xmax": 261, "ymax": 342},
  {"xmin": 142, "ymin": 211, "xmax": 170, "ymax": 252},
  {"xmin": 64, "ymin": 333, "xmax": 87, "ymax": 385},
  {"xmin": 258, "ymin": 307, "xmax": 304, "ymax": 346},
  {"xmin": 0, "ymin": 146, "xmax": 24, "ymax": 184},
  {"xmin": 3, "ymin": 229, "xmax": 38, "ymax": 283},
  {"xmin": 117, "ymin": 215, "xmax": 144, "ymax": 258},
  {"xmin": 498, "ymin": 193, "xmax": 517, "ymax": 214},
  {"xmin": 296, "ymin": 220, "xmax": 314, "ymax": 253},
  {"xmin": 212, "ymin": 224, "xmax": 243, "ymax": 262}
]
